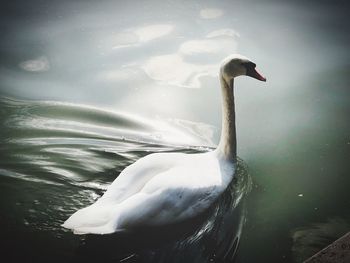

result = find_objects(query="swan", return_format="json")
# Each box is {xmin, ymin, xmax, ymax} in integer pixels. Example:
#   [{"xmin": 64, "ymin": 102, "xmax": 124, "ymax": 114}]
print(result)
[{"xmin": 63, "ymin": 54, "xmax": 266, "ymax": 235}]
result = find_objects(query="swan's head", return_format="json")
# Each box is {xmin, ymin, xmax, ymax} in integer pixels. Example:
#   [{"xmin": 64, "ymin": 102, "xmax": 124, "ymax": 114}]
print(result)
[{"xmin": 220, "ymin": 54, "xmax": 266, "ymax": 84}]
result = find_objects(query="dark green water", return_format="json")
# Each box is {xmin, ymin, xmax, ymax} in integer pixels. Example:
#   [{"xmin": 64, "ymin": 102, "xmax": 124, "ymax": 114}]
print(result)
[{"xmin": 1, "ymin": 0, "xmax": 350, "ymax": 262}]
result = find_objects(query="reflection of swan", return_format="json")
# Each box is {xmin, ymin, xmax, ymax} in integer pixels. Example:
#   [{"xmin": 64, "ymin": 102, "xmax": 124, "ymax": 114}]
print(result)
[{"xmin": 63, "ymin": 54, "xmax": 266, "ymax": 234}]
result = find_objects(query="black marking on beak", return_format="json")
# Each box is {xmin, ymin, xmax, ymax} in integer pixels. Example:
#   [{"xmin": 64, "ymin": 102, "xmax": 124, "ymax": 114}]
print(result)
[{"xmin": 243, "ymin": 62, "xmax": 266, "ymax": 82}]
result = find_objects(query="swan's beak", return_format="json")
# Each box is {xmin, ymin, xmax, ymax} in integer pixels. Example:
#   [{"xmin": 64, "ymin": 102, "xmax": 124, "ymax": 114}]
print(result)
[{"xmin": 247, "ymin": 67, "xmax": 266, "ymax": 82}]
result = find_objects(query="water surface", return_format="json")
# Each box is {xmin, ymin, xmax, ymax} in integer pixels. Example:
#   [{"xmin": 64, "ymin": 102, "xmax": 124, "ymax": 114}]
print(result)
[
  {"xmin": 1, "ymin": 0, "xmax": 349, "ymax": 262},
  {"xmin": 0, "ymin": 97, "xmax": 251, "ymax": 262}
]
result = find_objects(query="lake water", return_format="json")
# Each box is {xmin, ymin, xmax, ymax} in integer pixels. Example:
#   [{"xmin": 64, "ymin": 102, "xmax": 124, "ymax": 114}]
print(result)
[{"xmin": 0, "ymin": 0, "xmax": 349, "ymax": 262}]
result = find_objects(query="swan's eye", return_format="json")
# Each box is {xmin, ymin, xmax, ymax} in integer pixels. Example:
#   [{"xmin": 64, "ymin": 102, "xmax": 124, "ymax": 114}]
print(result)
[{"xmin": 242, "ymin": 62, "xmax": 256, "ymax": 69}]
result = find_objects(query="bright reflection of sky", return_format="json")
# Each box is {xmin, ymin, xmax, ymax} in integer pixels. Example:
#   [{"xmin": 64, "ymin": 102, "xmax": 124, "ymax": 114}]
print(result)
[
  {"xmin": 19, "ymin": 56, "xmax": 50, "ymax": 72},
  {"xmin": 0, "ymin": 0, "xmax": 349, "ymax": 153},
  {"xmin": 200, "ymin": 8, "xmax": 224, "ymax": 19},
  {"xmin": 112, "ymin": 24, "xmax": 174, "ymax": 49}
]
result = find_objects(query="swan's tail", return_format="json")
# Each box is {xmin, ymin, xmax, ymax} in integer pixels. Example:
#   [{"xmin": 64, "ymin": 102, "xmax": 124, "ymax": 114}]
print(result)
[{"xmin": 62, "ymin": 202, "xmax": 118, "ymax": 235}]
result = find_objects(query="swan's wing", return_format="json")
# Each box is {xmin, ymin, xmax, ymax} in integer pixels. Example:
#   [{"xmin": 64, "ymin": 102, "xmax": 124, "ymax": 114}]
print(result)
[
  {"xmin": 63, "ymin": 152, "xmax": 229, "ymax": 234},
  {"xmin": 115, "ymin": 181, "xmax": 222, "ymax": 230},
  {"xmin": 63, "ymin": 165, "xmax": 223, "ymax": 235},
  {"xmin": 121, "ymin": 164, "xmax": 224, "ymax": 227},
  {"xmin": 63, "ymin": 153, "xmax": 179, "ymax": 233},
  {"xmin": 115, "ymin": 163, "xmax": 224, "ymax": 229},
  {"xmin": 101, "ymin": 152, "xmax": 177, "ymax": 203}
]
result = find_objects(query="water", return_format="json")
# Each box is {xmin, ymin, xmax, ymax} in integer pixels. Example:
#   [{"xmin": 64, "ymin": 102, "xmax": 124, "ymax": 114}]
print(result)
[
  {"xmin": 1, "ymin": 0, "xmax": 350, "ymax": 262},
  {"xmin": 0, "ymin": 97, "xmax": 250, "ymax": 262}
]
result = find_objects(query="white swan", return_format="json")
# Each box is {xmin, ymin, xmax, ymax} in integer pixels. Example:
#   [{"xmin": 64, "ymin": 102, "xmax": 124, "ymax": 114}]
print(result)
[{"xmin": 63, "ymin": 54, "xmax": 266, "ymax": 235}]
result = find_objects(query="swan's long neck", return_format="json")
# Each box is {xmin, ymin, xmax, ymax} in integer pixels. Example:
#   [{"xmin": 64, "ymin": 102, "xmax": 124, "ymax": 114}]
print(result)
[{"xmin": 217, "ymin": 76, "xmax": 237, "ymax": 160}]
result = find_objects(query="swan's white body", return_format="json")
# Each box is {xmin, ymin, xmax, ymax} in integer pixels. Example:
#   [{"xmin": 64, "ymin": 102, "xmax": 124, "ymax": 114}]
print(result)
[
  {"xmin": 63, "ymin": 151, "xmax": 234, "ymax": 234},
  {"xmin": 63, "ymin": 54, "xmax": 266, "ymax": 234}
]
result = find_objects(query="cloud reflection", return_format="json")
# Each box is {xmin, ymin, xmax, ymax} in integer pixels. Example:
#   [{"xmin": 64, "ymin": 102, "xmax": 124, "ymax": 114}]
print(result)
[
  {"xmin": 112, "ymin": 24, "xmax": 174, "ymax": 49},
  {"xmin": 143, "ymin": 54, "xmax": 216, "ymax": 88},
  {"xmin": 206, "ymin": 28, "xmax": 240, "ymax": 38},
  {"xmin": 142, "ymin": 28, "xmax": 238, "ymax": 88},
  {"xmin": 134, "ymin": 24, "xmax": 174, "ymax": 42},
  {"xmin": 199, "ymin": 8, "xmax": 224, "ymax": 19},
  {"xmin": 19, "ymin": 56, "xmax": 50, "ymax": 72}
]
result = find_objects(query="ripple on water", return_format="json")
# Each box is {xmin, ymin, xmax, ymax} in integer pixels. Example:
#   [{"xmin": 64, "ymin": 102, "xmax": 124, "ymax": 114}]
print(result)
[{"xmin": 0, "ymin": 97, "xmax": 251, "ymax": 262}]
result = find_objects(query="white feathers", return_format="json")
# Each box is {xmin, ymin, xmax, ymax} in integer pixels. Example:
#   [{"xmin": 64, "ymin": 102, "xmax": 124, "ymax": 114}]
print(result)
[{"xmin": 63, "ymin": 152, "xmax": 235, "ymax": 234}]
